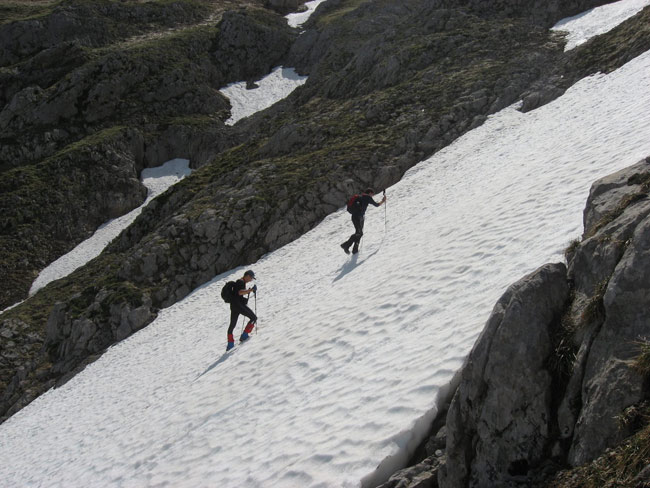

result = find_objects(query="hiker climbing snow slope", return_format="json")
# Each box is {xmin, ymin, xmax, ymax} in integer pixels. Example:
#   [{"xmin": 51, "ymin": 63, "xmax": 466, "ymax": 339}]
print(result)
[{"xmin": 341, "ymin": 189, "xmax": 386, "ymax": 254}]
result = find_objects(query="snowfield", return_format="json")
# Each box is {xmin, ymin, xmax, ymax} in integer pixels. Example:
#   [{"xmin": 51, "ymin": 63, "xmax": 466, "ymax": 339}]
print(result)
[
  {"xmin": 2, "ymin": 2, "xmax": 650, "ymax": 487},
  {"xmin": 551, "ymin": 0, "xmax": 650, "ymax": 50},
  {"xmin": 220, "ymin": 67, "xmax": 307, "ymax": 125}
]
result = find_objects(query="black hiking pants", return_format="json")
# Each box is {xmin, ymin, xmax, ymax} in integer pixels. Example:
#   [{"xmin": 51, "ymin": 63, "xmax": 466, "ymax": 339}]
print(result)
[
  {"xmin": 228, "ymin": 301, "xmax": 257, "ymax": 335},
  {"xmin": 343, "ymin": 214, "xmax": 364, "ymax": 250}
]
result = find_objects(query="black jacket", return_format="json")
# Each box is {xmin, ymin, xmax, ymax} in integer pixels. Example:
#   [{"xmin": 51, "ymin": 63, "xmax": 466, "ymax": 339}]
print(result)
[
  {"xmin": 350, "ymin": 194, "xmax": 381, "ymax": 217},
  {"xmin": 233, "ymin": 279, "xmax": 248, "ymax": 305}
]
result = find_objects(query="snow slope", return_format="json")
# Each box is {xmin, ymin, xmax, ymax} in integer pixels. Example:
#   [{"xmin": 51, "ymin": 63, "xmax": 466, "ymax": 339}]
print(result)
[
  {"xmin": 220, "ymin": 67, "xmax": 307, "ymax": 125},
  {"xmin": 287, "ymin": 0, "xmax": 329, "ymax": 28},
  {"xmin": 2, "ymin": 2, "xmax": 650, "ymax": 487},
  {"xmin": 551, "ymin": 0, "xmax": 650, "ymax": 50}
]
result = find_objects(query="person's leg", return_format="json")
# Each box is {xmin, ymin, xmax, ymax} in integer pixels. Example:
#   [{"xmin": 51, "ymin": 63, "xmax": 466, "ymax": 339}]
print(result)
[
  {"xmin": 239, "ymin": 303, "xmax": 257, "ymax": 341},
  {"xmin": 341, "ymin": 216, "xmax": 358, "ymax": 252},
  {"xmin": 226, "ymin": 307, "xmax": 239, "ymax": 350},
  {"xmin": 352, "ymin": 215, "xmax": 364, "ymax": 253}
]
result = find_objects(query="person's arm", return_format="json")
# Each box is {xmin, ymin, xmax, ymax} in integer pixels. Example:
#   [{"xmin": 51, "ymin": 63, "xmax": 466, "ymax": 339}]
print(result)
[
  {"xmin": 239, "ymin": 285, "xmax": 257, "ymax": 295},
  {"xmin": 366, "ymin": 195, "xmax": 382, "ymax": 207},
  {"xmin": 369, "ymin": 194, "xmax": 386, "ymax": 206}
]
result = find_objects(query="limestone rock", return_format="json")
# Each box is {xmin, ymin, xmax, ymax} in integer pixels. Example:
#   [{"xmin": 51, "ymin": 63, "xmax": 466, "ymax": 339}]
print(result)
[{"xmin": 439, "ymin": 263, "xmax": 569, "ymax": 487}]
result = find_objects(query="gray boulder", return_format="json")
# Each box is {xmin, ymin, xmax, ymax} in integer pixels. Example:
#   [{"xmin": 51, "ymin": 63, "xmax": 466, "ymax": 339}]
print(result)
[
  {"xmin": 376, "ymin": 455, "xmax": 443, "ymax": 488},
  {"xmin": 439, "ymin": 263, "xmax": 569, "ymax": 487}
]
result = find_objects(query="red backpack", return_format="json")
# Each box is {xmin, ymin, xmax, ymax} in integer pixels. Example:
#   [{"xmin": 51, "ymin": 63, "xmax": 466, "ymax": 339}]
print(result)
[{"xmin": 346, "ymin": 194, "xmax": 362, "ymax": 214}]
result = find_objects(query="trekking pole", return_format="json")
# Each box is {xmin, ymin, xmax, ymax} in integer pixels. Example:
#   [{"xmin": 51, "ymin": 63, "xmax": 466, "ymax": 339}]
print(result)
[
  {"xmin": 383, "ymin": 189, "xmax": 387, "ymax": 233},
  {"xmin": 254, "ymin": 291, "xmax": 258, "ymax": 335}
]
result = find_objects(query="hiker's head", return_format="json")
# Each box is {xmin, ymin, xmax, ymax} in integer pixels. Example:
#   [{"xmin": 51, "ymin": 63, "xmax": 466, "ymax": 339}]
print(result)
[
  {"xmin": 365, "ymin": 188, "xmax": 375, "ymax": 196},
  {"xmin": 243, "ymin": 270, "xmax": 256, "ymax": 282}
]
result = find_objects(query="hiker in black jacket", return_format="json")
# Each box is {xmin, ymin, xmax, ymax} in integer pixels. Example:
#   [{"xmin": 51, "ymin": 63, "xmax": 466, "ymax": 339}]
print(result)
[
  {"xmin": 341, "ymin": 188, "xmax": 386, "ymax": 254},
  {"xmin": 227, "ymin": 270, "xmax": 257, "ymax": 351}
]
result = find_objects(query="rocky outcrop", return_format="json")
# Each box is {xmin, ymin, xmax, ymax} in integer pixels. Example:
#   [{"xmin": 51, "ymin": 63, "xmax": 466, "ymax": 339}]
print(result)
[
  {"xmin": 457, "ymin": 0, "xmax": 614, "ymax": 28},
  {"xmin": 562, "ymin": 160, "xmax": 650, "ymax": 467},
  {"xmin": 440, "ymin": 263, "xmax": 570, "ymax": 487},
  {"xmin": 267, "ymin": 0, "xmax": 301, "ymax": 15},
  {"xmin": 0, "ymin": 0, "xmax": 211, "ymax": 67},
  {"xmin": 0, "ymin": 7, "xmax": 297, "ymax": 171},
  {"xmin": 0, "ymin": 128, "xmax": 147, "ymax": 310},
  {"xmin": 385, "ymin": 158, "xmax": 650, "ymax": 487},
  {"xmin": 44, "ymin": 288, "xmax": 155, "ymax": 376}
]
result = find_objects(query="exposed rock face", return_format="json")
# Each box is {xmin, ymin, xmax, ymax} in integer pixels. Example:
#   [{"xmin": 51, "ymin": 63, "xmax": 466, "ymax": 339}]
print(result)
[
  {"xmin": 439, "ymin": 263, "xmax": 570, "ymax": 487},
  {"xmin": 0, "ymin": 0, "xmax": 210, "ymax": 66},
  {"xmin": 430, "ymin": 157, "xmax": 650, "ymax": 487},
  {"xmin": 0, "ymin": 128, "xmax": 148, "ymax": 309},
  {"xmin": 377, "ymin": 456, "xmax": 443, "ymax": 488},
  {"xmin": 457, "ymin": 0, "xmax": 615, "ymax": 27},
  {"xmin": 563, "ymin": 159, "xmax": 650, "ymax": 466},
  {"xmin": 45, "ymin": 290, "xmax": 155, "ymax": 376},
  {"xmin": 267, "ymin": 0, "xmax": 300, "ymax": 14}
]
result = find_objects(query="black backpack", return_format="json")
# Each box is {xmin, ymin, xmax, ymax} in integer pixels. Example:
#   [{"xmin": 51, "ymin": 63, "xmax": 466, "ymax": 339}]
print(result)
[{"xmin": 221, "ymin": 281, "xmax": 236, "ymax": 303}]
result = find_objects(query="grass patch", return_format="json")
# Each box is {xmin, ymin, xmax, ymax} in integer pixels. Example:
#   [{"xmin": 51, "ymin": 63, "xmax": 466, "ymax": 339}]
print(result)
[
  {"xmin": 547, "ymin": 310, "xmax": 578, "ymax": 382},
  {"xmin": 632, "ymin": 339, "xmax": 650, "ymax": 377},
  {"xmin": 580, "ymin": 279, "xmax": 608, "ymax": 326},
  {"xmin": 314, "ymin": 0, "xmax": 372, "ymax": 27},
  {"xmin": 565, "ymin": 238, "xmax": 581, "ymax": 262},
  {"xmin": 548, "ymin": 406, "xmax": 650, "ymax": 488},
  {"xmin": 0, "ymin": 0, "xmax": 59, "ymax": 24},
  {"xmin": 586, "ymin": 192, "xmax": 648, "ymax": 239}
]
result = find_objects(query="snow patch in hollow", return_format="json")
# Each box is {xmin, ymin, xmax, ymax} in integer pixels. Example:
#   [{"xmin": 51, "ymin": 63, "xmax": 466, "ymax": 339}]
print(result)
[
  {"xmin": 28, "ymin": 159, "xmax": 191, "ymax": 295},
  {"xmin": 286, "ymin": 0, "xmax": 329, "ymax": 28},
  {"xmin": 220, "ymin": 67, "xmax": 307, "ymax": 125}
]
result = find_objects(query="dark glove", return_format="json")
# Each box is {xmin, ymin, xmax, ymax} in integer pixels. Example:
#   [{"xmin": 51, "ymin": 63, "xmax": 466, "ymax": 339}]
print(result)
[{"xmin": 252, "ymin": 284, "xmax": 257, "ymax": 293}]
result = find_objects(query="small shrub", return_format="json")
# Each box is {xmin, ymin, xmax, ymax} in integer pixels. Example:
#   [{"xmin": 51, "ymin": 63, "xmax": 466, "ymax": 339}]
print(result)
[{"xmin": 564, "ymin": 238, "xmax": 581, "ymax": 262}]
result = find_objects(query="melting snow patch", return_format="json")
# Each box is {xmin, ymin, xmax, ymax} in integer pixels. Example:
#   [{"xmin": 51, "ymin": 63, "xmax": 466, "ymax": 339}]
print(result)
[
  {"xmin": 552, "ymin": 0, "xmax": 650, "ymax": 51},
  {"xmin": 220, "ymin": 67, "xmax": 307, "ymax": 125},
  {"xmin": 29, "ymin": 159, "xmax": 191, "ymax": 295}
]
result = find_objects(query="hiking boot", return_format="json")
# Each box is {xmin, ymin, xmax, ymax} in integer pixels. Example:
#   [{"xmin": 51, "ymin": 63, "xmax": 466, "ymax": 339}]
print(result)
[
  {"xmin": 341, "ymin": 243, "xmax": 350, "ymax": 254},
  {"xmin": 226, "ymin": 341, "xmax": 235, "ymax": 351},
  {"xmin": 240, "ymin": 332, "xmax": 250, "ymax": 342},
  {"xmin": 352, "ymin": 245, "xmax": 359, "ymax": 254}
]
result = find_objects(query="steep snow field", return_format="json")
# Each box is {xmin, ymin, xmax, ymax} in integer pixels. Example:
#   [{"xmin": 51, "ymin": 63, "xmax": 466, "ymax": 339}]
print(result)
[{"xmin": 2, "ymin": 2, "xmax": 650, "ymax": 487}]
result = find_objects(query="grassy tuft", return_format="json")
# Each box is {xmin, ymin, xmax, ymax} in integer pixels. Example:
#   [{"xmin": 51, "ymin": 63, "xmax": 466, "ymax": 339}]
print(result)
[
  {"xmin": 547, "ymin": 406, "xmax": 650, "ymax": 487},
  {"xmin": 564, "ymin": 238, "xmax": 581, "ymax": 263},
  {"xmin": 580, "ymin": 279, "xmax": 608, "ymax": 326},
  {"xmin": 632, "ymin": 339, "xmax": 650, "ymax": 377}
]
